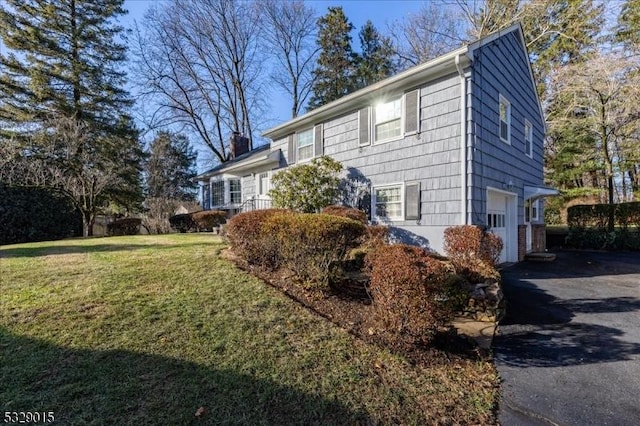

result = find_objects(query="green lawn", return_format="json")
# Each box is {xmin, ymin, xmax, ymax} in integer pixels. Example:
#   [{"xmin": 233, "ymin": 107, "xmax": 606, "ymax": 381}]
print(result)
[{"xmin": 1, "ymin": 234, "xmax": 497, "ymax": 425}]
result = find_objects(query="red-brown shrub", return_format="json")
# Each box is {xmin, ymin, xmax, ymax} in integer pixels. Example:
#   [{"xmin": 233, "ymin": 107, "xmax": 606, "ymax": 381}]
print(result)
[
  {"xmin": 443, "ymin": 225, "xmax": 503, "ymax": 283},
  {"xmin": 264, "ymin": 213, "xmax": 366, "ymax": 287},
  {"xmin": 321, "ymin": 205, "xmax": 368, "ymax": 224},
  {"xmin": 225, "ymin": 209, "xmax": 291, "ymax": 268},
  {"xmin": 363, "ymin": 225, "xmax": 389, "ymax": 248},
  {"xmin": 191, "ymin": 210, "xmax": 227, "ymax": 231},
  {"xmin": 365, "ymin": 244, "xmax": 459, "ymax": 346}
]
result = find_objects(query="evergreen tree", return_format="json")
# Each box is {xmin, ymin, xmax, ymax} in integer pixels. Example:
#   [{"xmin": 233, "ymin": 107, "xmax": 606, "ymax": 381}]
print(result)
[
  {"xmin": 616, "ymin": 0, "xmax": 640, "ymax": 50},
  {"xmin": 0, "ymin": 0, "xmax": 143, "ymax": 234},
  {"xmin": 146, "ymin": 131, "xmax": 197, "ymax": 201},
  {"xmin": 354, "ymin": 20, "xmax": 396, "ymax": 90},
  {"xmin": 308, "ymin": 7, "xmax": 356, "ymax": 109},
  {"xmin": 0, "ymin": 0, "xmax": 132, "ymax": 129}
]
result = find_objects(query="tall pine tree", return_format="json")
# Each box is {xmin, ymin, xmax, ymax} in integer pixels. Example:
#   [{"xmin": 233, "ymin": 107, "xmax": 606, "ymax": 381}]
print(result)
[
  {"xmin": 146, "ymin": 131, "xmax": 197, "ymax": 201},
  {"xmin": 308, "ymin": 7, "xmax": 356, "ymax": 109},
  {"xmin": 0, "ymin": 0, "xmax": 143, "ymax": 235},
  {"xmin": 616, "ymin": 0, "xmax": 640, "ymax": 50},
  {"xmin": 353, "ymin": 20, "xmax": 396, "ymax": 90}
]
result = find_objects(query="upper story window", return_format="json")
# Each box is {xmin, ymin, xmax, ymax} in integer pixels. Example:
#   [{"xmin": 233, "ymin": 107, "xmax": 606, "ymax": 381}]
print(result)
[
  {"xmin": 524, "ymin": 119, "xmax": 533, "ymax": 158},
  {"xmin": 373, "ymin": 184, "xmax": 404, "ymax": 221},
  {"xmin": 229, "ymin": 179, "xmax": 241, "ymax": 204},
  {"xmin": 297, "ymin": 128, "xmax": 314, "ymax": 162},
  {"xmin": 499, "ymin": 95, "xmax": 511, "ymax": 144},
  {"xmin": 211, "ymin": 180, "xmax": 225, "ymax": 207},
  {"xmin": 374, "ymin": 97, "xmax": 402, "ymax": 142}
]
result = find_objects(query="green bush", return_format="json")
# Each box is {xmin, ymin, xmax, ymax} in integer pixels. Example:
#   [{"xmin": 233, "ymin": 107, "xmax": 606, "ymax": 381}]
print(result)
[
  {"xmin": 191, "ymin": 210, "xmax": 226, "ymax": 231},
  {"xmin": 107, "ymin": 217, "xmax": 142, "ymax": 236},
  {"xmin": 365, "ymin": 244, "xmax": 460, "ymax": 346},
  {"xmin": 566, "ymin": 202, "xmax": 640, "ymax": 250},
  {"xmin": 0, "ymin": 184, "xmax": 82, "ymax": 245},
  {"xmin": 321, "ymin": 205, "xmax": 368, "ymax": 224},
  {"xmin": 270, "ymin": 156, "xmax": 343, "ymax": 212},
  {"xmin": 264, "ymin": 213, "xmax": 366, "ymax": 287},
  {"xmin": 225, "ymin": 209, "xmax": 292, "ymax": 268},
  {"xmin": 169, "ymin": 213, "xmax": 196, "ymax": 233}
]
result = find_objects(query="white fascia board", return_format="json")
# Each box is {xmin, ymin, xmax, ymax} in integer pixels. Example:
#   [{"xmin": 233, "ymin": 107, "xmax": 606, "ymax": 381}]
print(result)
[{"xmin": 263, "ymin": 46, "xmax": 470, "ymax": 141}]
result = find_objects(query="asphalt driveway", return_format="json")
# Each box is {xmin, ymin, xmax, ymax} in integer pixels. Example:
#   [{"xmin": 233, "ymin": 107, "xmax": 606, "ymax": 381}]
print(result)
[{"xmin": 494, "ymin": 251, "xmax": 640, "ymax": 425}]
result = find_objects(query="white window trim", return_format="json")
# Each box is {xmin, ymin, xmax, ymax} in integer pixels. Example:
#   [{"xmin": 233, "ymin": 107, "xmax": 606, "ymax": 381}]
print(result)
[
  {"xmin": 229, "ymin": 178, "xmax": 242, "ymax": 205},
  {"xmin": 296, "ymin": 127, "xmax": 314, "ymax": 163},
  {"xmin": 372, "ymin": 182, "xmax": 405, "ymax": 222},
  {"xmin": 525, "ymin": 198, "xmax": 540, "ymax": 223},
  {"xmin": 256, "ymin": 171, "xmax": 272, "ymax": 198},
  {"xmin": 373, "ymin": 97, "xmax": 404, "ymax": 145},
  {"xmin": 524, "ymin": 119, "xmax": 533, "ymax": 158},
  {"xmin": 499, "ymin": 94, "xmax": 511, "ymax": 145}
]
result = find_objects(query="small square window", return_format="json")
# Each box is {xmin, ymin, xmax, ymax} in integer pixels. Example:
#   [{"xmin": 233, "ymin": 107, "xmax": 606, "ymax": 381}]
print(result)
[
  {"xmin": 374, "ymin": 184, "xmax": 404, "ymax": 220},
  {"xmin": 499, "ymin": 95, "xmax": 511, "ymax": 144}
]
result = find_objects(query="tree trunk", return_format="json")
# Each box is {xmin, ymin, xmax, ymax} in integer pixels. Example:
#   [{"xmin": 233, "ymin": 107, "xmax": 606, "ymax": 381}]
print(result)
[{"xmin": 82, "ymin": 210, "xmax": 95, "ymax": 237}]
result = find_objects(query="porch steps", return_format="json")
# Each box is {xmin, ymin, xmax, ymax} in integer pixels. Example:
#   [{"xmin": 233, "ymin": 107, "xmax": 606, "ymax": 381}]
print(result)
[{"xmin": 525, "ymin": 252, "xmax": 557, "ymax": 262}]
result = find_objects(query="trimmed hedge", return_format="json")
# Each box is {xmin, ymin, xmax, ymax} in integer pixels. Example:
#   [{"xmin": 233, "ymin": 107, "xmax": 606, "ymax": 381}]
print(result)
[
  {"xmin": 191, "ymin": 210, "xmax": 226, "ymax": 231},
  {"xmin": 0, "ymin": 184, "xmax": 82, "ymax": 245},
  {"xmin": 365, "ymin": 244, "xmax": 461, "ymax": 346},
  {"xmin": 443, "ymin": 225, "xmax": 503, "ymax": 284},
  {"xmin": 224, "ymin": 209, "xmax": 292, "ymax": 267},
  {"xmin": 169, "ymin": 213, "xmax": 196, "ymax": 233},
  {"xmin": 107, "ymin": 218, "xmax": 142, "ymax": 236},
  {"xmin": 566, "ymin": 202, "xmax": 640, "ymax": 250},
  {"xmin": 226, "ymin": 210, "xmax": 366, "ymax": 287},
  {"xmin": 321, "ymin": 205, "xmax": 368, "ymax": 224},
  {"xmin": 264, "ymin": 213, "xmax": 366, "ymax": 286}
]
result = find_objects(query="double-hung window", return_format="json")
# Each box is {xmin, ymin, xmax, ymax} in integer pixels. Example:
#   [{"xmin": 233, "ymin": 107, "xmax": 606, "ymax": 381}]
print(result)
[
  {"xmin": 374, "ymin": 185, "xmax": 403, "ymax": 220},
  {"xmin": 297, "ymin": 128, "xmax": 314, "ymax": 162},
  {"xmin": 499, "ymin": 95, "xmax": 511, "ymax": 144},
  {"xmin": 524, "ymin": 119, "xmax": 533, "ymax": 157},
  {"xmin": 374, "ymin": 98, "xmax": 402, "ymax": 143},
  {"xmin": 229, "ymin": 179, "xmax": 241, "ymax": 204},
  {"xmin": 211, "ymin": 181, "xmax": 225, "ymax": 207}
]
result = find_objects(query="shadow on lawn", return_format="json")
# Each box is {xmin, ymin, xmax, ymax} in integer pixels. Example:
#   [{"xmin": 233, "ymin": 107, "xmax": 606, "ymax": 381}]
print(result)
[
  {"xmin": 0, "ymin": 328, "xmax": 366, "ymax": 425},
  {"xmin": 0, "ymin": 240, "xmax": 215, "ymax": 259}
]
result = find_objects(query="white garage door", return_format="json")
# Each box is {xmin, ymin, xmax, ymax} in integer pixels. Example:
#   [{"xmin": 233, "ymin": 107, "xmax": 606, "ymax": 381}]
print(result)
[{"xmin": 487, "ymin": 190, "xmax": 515, "ymax": 263}]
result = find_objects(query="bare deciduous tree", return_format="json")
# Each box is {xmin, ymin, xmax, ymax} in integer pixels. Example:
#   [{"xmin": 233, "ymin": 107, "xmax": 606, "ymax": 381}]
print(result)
[
  {"xmin": 0, "ymin": 115, "xmax": 139, "ymax": 236},
  {"xmin": 259, "ymin": 0, "xmax": 318, "ymax": 118},
  {"xmin": 132, "ymin": 0, "xmax": 265, "ymax": 164},
  {"xmin": 390, "ymin": 2, "xmax": 466, "ymax": 68}
]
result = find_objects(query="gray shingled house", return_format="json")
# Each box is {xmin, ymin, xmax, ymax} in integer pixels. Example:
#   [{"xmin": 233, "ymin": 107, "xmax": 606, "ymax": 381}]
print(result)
[{"xmin": 195, "ymin": 24, "xmax": 557, "ymax": 263}]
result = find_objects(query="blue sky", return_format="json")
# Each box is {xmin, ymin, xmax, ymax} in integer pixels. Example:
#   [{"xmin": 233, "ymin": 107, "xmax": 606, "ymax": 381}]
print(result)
[{"xmin": 119, "ymin": 0, "xmax": 434, "ymax": 167}]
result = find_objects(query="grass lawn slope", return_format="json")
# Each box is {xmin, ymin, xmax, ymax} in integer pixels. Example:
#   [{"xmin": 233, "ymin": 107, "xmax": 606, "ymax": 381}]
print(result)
[{"xmin": 1, "ymin": 235, "xmax": 497, "ymax": 425}]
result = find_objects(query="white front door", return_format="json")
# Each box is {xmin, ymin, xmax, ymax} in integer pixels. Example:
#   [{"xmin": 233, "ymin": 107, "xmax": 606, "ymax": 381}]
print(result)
[{"xmin": 487, "ymin": 189, "xmax": 517, "ymax": 263}]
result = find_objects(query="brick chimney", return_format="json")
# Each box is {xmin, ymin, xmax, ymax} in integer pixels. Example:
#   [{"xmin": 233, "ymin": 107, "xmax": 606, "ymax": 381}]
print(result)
[{"xmin": 229, "ymin": 131, "xmax": 250, "ymax": 159}]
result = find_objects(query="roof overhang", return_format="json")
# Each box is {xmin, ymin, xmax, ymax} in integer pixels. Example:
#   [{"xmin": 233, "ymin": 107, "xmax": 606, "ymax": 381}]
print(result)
[
  {"xmin": 195, "ymin": 149, "xmax": 281, "ymax": 182},
  {"xmin": 263, "ymin": 46, "xmax": 471, "ymax": 141},
  {"xmin": 524, "ymin": 185, "xmax": 559, "ymax": 201}
]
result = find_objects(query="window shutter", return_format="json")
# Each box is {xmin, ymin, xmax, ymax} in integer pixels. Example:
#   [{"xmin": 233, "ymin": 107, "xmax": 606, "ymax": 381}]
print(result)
[
  {"xmin": 287, "ymin": 134, "xmax": 296, "ymax": 164},
  {"xmin": 405, "ymin": 182, "xmax": 420, "ymax": 220},
  {"xmin": 404, "ymin": 90, "xmax": 419, "ymax": 135},
  {"xmin": 314, "ymin": 124, "xmax": 323, "ymax": 156},
  {"xmin": 358, "ymin": 107, "xmax": 370, "ymax": 146}
]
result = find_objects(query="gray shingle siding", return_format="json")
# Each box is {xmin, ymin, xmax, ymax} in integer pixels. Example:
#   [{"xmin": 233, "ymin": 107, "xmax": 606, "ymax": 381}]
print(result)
[{"xmin": 469, "ymin": 31, "xmax": 545, "ymax": 226}]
